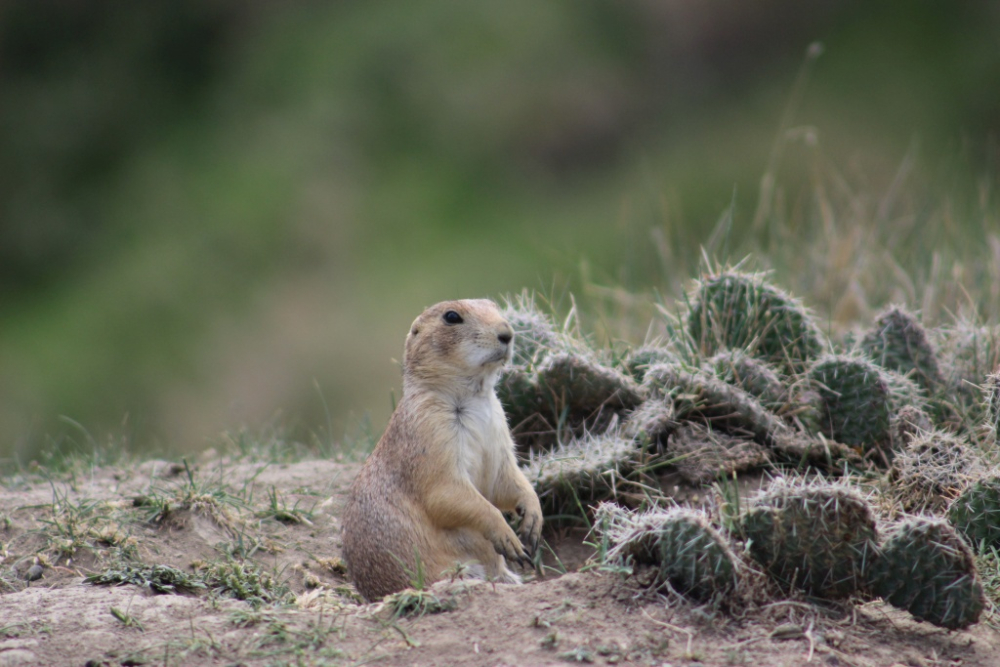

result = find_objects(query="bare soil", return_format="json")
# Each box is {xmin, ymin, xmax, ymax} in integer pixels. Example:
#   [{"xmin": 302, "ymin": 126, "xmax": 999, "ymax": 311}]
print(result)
[{"xmin": 0, "ymin": 454, "xmax": 996, "ymax": 667}]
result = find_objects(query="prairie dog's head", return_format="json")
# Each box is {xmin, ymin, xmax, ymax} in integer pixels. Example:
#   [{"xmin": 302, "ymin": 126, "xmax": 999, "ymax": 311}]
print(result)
[{"xmin": 403, "ymin": 299, "xmax": 514, "ymax": 392}]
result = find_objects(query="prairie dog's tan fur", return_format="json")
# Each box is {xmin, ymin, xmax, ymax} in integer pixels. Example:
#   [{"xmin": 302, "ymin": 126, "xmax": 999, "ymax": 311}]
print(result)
[{"xmin": 342, "ymin": 299, "xmax": 543, "ymax": 601}]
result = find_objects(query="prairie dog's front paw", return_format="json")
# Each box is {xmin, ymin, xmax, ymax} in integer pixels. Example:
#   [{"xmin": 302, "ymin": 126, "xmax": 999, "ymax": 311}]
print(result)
[
  {"xmin": 516, "ymin": 500, "xmax": 543, "ymax": 556},
  {"xmin": 487, "ymin": 522, "xmax": 527, "ymax": 564}
]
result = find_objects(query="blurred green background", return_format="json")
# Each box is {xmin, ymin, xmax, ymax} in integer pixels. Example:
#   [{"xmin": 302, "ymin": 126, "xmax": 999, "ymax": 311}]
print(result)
[{"xmin": 2, "ymin": 1, "xmax": 999, "ymax": 462}]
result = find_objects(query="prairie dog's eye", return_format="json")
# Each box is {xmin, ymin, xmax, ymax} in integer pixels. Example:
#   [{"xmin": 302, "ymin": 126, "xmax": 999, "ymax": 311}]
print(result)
[{"xmin": 442, "ymin": 310, "xmax": 463, "ymax": 325}]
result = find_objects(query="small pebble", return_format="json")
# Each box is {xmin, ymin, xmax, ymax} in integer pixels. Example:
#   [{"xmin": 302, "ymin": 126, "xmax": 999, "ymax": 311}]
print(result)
[{"xmin": 24, "ymin": 565, "xmax": 43, "ymax": 582}]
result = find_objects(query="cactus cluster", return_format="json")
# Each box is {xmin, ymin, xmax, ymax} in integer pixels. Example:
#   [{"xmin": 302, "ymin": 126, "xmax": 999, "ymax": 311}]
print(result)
[
  {"xmin": 740, "ymin": 480, "xmax": 877, "ymax": 599},
  {"xmin": 503, "ymin": 278, "xmax": 999, "ymax": 471},
  {"xmin": 686, "ymin": 270, "xmax": 824, "ymax": 374},
  {"xmin": 860, "ymin": 306, "xmax": 944, "ymax": 393},
  {"xmin": 593, "ymin": 472, "xmax": 990, "ymax": 629},
  {"xmin": 948, "ymin": 475, "xmax": 1000, "ymax": 549},
  {"xmin": 871, "ymin": 517, "xmax": 985, "ymax": 630},
  {"xmin": 497, "ymin": 273, "xmax": 1000, "ymax": 632},
  {"xmin": 596, "ymin": 503, "xmax": 742, "ymax": 602}
]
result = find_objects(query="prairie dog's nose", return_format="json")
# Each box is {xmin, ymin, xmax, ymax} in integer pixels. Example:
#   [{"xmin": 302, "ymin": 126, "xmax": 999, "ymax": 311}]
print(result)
[{"xmin": 497, "ymin": 325, "xmax": 513, "ymax": 345}]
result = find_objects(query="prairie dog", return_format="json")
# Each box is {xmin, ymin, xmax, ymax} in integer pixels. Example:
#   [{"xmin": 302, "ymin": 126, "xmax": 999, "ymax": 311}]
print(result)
[{"xmin": 342, "ymin": 299, "xmax": 543, "ymax": 601}]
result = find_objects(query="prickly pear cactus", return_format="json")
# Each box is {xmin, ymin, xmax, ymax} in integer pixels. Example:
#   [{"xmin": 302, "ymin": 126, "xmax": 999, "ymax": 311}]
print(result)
[
  {"xmin": 788, "ymin": 386, "xmax": 825, "ymax": 435},
  {"xmin": 807, "ymin": 355, "xmax": 892, "ymax": 459},
  {"xmin": 883, "ymin": 369, "xmax": 929, "ymax": 415},
  {"xmin": 522, "ymin": 434, "xmax": 642, "ymax": 522},
  {"xmin": 891, "ymin": 405, "xmax": 933, "ymax": 449},
  {"xmin": 948, "ymin": 475, "xmax": 1000, "ymax": 550},
  {"xmin": 889, "ymin": 430, "xmax": 984, "ymax": 512},
  {"xmin": 643, "ymin": 364, "xmax": 786, "ymax": 446},
  {"xmin": 621, "ymin": 345, "xmax": 679, "ymax": 382},
  {"xmin": 870, "ymin": 517, "xmax": 985, "ymax": 630},
  {"xmin": 622, "ymin": 398, "xmax": 677, "ymax": 448},
  {"xmin": 669, "ymin": 423, "xmax": 769, "ymax": 485},
  {"xmin": 932, "ymin": 322, "xmax": 1000, "ymax": 421},
  {"xmin": 537, "ymin": 352, "xmax": 645, "ymax": 417},
  {"xmin": 597, "ymin": 503, "xmax": 742, "ymax": 601},
  {"xmin": 497, "ymin": 368, "xmax": 543, "ymax": 432},
  {"xmin": 687, "ymin": 270, "xmax": 824, "ymax": 374},
  {"xmin": 860, "ymin": 306, "xmax": 944, "ymax": 393},
  {"xmin": 704, "ymin": 349, "xmax": 787, "ymax": 411},
  {"xmin": 741, "ymin": 480, "xmax": 878, "ymax": 599}
]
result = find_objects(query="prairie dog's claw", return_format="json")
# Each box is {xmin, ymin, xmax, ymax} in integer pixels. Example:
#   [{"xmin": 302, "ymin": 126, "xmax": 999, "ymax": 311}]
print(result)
[{"xmin": 517, "ymin": 503, "xmax": 543, "ymax": 557}]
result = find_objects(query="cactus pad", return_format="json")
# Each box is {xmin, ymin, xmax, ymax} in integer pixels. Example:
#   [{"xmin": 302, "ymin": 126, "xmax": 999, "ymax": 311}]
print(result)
[
  {"xmin": 891, "ymin": 405, "xmax": 933, "ymax": 449},
  {"xmin": 621, "ymin": 345, "xmax": 679, "ymax": 382},
  {"xmin": 669, "ymin": 423, "xmax": 769, "ymax": 485},
  {"xmin": 537, "ymin": 352, "xmax": 645, "ymax": 416},
  {"xmin": 622, "ymin": 398, "xmax": 677, "ymax": 448},
  {"xmin": 644, "ymin": 364, "xmax": 787, "ymax": 446},
  {"xmin": 522, "ymin": 433, "xmax": 643, "ymax": 522},
  {"xmin": 597, "ymin": 503, "xmax": 742, "ymax": 601},
  {"xmin": 807, "ymin": 354, "xmax": 893, "ymax": 459},
  {"xmin": 741, "ymin": 480, "xmax": 878, "ymax": 599},
  {"xmin": 889, "ymin": 430, "xmax": 984, "ymax": 512},
  {"xmin": 871, "ymin": 517, "xmax": 985, "ymax": 630},
  {"xmin": 501, "ymin": 294, "xmax": 565, "ymax": 367},
  {"xmin": 948, "ymin": 475, "xmax": 1000, "ymax": 550},
  {"xmin": 687, "ymin": 270, "xmax": 824, "ymax": 374},
  {"xmin": 704, "ymin": 349, "xmax": 788, "ymax": 411},
  {"xmin": 860, "ymin": 306, "xmax": 944, "ymax": 392},
  {"xmin": 497, "ymin": 368, "xmax": 543, "ymax": 430},
  {"xmin": 882, "ymin": 369, "xmax": 929, "ymax": 417}
]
